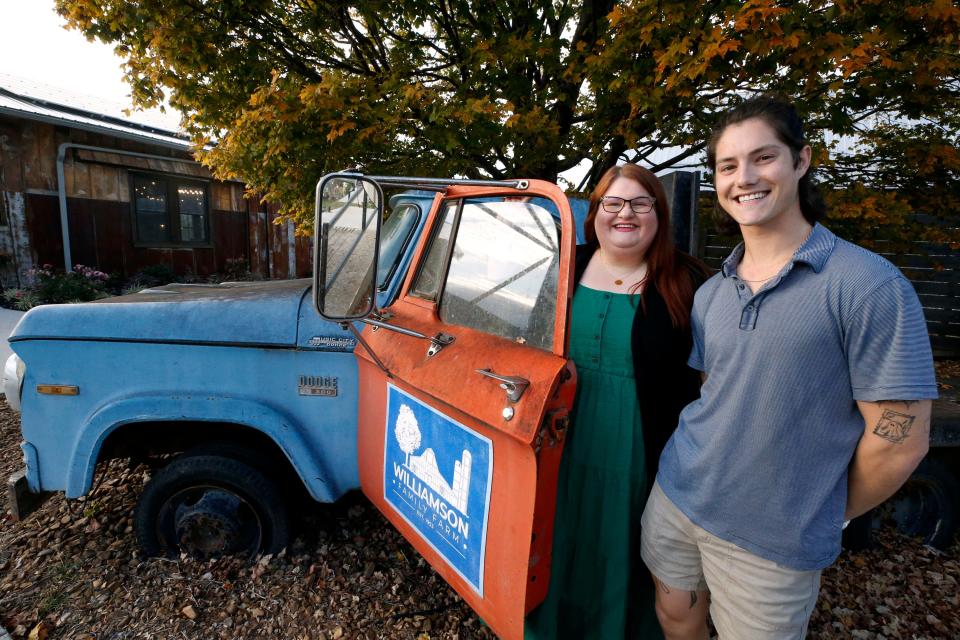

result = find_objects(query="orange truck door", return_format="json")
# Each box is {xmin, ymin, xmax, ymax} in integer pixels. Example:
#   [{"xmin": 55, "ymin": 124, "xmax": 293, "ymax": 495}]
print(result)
[{"xmin": 355, "ymin": 181, "xmax": 576, "ymax": 639}]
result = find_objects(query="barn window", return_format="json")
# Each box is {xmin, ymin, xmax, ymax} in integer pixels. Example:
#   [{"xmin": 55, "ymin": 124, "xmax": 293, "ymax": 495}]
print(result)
[{"xmin": 131, "ymin": 173, "xmax": 210, "ymax": 246}]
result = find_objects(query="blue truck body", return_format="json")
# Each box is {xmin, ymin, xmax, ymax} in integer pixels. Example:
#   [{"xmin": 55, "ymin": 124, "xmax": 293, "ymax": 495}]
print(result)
[
  {"xmin": 11, "ymin": 279, "xmax": 357, "ymax": 502},
  {"xmin": 5, "ymin": 192, "xmax": 589, "ymax": 530}
]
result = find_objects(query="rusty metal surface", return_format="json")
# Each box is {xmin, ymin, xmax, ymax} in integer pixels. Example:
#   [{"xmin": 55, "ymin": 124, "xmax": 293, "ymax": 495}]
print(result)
[{"xmin": 356, "ymin": 180, "xmax": 577, "ymax": 640}]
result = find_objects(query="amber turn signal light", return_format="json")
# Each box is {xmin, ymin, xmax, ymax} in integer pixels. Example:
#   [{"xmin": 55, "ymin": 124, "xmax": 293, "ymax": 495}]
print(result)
[{"xmin": 36, "ymin": 385, "xmax": 79, "ymax": 396}]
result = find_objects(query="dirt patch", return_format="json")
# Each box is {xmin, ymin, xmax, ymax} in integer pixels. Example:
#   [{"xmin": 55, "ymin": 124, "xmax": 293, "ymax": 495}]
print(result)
[{"xmin": 1, "ymin": 403, "xmax": 958, "ymax": 639}]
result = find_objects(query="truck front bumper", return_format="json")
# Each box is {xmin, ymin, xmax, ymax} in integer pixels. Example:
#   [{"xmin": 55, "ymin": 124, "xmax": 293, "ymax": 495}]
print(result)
[{"xmin": 7, "ymin": 467, "xmax": 50, "ymax": 521}]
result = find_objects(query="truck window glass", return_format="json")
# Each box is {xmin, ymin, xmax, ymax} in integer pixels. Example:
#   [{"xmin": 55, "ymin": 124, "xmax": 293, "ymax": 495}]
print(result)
[
  {"xmin": 440, "ymin": 199, "xmax": 559, "ymax": 351},
  {"xmin": 409, "ymin": 200, "xmax": 458, "ymax": 301},
  {"xmin": 377, "ymin": 204, "xmax": 421, "ymax": 289}
]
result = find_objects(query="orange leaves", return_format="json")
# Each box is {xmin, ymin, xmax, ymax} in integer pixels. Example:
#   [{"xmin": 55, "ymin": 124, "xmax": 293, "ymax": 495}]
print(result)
[
  {"xmin": 402, "ymin": 83, "xmax": 427, "ymax": 103},
  {"xmin": 910, "ymin": 0, "xmax": 960, "ymax": 22},
  {"xmin": 705, "ymin": 38, "xmax": 742, "ymax": 61},
  {"xmin": 655, "ymin": 35, "xmax": 693, "ymax": 79},
  {"xmin": 732, "ymin": 0, "xmax": 788, "ymax": 32},
  {"xmin": 607, "ymin": 5, "xmax": 625, "ymax": 28},
  {"xmin": 826, "ymin": 186, "xmax": 909, "ymax": 225},
  {"xmin": 325, "ymin": 121, "xmax": 356, "ymax": 143},
  {"xmin": 454, "ymin": 97, "xmax": 502, "ymax": 126}
]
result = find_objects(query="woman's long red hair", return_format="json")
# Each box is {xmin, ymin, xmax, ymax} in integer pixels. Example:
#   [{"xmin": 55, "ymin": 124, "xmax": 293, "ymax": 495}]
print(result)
[{"xmin": 584, "ymin": 164, "xmax": 708, "ymax": 330}]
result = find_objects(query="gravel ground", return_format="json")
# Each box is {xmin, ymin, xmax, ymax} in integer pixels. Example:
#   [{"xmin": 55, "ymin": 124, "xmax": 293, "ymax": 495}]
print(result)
[{"xmin": 1, "ymin": 398, "xmax": 958, "ymax": 639}]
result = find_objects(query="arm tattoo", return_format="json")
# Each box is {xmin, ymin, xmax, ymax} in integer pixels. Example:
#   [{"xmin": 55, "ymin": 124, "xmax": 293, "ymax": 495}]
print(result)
[
  {"xmin": 690, "ymin": 591, "xmax": 698, "ymax": 609},
  {"xmin": 655, "ymin": 577, "xmax": 671, "ymax": 594},
  {"xmin": 873, "ymin": 409, "xmax": 916, "ymax": 444}
]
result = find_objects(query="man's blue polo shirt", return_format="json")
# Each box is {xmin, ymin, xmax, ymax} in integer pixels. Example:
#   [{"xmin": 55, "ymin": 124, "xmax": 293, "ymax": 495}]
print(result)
[{"xmin": 656, "ymin": 223, "xmax": 938, "ymax": 570}]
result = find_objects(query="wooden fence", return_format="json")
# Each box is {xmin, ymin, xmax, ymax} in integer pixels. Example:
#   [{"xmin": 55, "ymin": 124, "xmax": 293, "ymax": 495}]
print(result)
[{"xmin": 701, "ymin": 234, "xmax": 960, "ymax": 358}]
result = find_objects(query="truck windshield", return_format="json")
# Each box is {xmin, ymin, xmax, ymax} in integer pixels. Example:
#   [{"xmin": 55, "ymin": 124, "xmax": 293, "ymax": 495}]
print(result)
[{"xmin": 377, "ymin": 203, "xmax": 420, "ymax": 289}]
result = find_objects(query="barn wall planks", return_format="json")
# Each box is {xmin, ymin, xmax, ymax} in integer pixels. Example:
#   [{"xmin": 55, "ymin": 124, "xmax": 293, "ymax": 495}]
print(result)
[{"xmin": 0, "ymin": 114, "xmax": 311, "ymax": 285}]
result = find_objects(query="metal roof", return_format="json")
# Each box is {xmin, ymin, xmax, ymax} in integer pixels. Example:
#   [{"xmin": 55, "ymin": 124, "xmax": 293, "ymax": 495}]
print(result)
[{"xmin": 0, "ymin": 72, "xmax": 191, "ymax": 150}]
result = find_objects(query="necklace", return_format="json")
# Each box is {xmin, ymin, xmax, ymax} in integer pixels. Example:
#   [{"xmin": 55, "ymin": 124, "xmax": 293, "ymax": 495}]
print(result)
[
  {"xmin": 599, "ymin": 251, "xmax": 646, "ymax": 286},
  {"xmin": 737, "ymin": 272, "xmax": 781, "ymax": 283},
  {"xmin": 737, "ymin": 226, "xmax": 813, "ymax": 284}
]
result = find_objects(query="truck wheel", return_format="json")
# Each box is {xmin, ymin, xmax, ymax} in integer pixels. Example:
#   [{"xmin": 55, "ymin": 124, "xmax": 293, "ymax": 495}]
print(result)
[
  {"xmin": 180, "ymin": 441, "xmax": 279, "ymax": 476},
  {"xmin": 875, "ymin": 457, "xmax": 959, "ymax": 550},
  {"xmin": 135, "ymin": 454, "xmax": 290, "ymax": 560}
]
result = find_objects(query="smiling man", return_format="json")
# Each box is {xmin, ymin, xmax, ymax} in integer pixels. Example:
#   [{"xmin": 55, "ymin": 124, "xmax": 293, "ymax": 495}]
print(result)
[{"xmin": 639, "ymin": 96, "xmax": 939, "ymax": 639}]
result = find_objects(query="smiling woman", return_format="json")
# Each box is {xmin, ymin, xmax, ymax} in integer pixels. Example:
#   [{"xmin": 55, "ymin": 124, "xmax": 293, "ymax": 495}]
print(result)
[{"xmin": 524, "ymin": 163, "xmax": 709, "ymax": 639}]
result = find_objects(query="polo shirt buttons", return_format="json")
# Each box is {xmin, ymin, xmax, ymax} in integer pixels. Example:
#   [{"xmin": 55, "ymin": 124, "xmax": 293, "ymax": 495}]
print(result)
[{"xmin": 739, "ymin": 302, "xmax": 759, "ymax": 330}]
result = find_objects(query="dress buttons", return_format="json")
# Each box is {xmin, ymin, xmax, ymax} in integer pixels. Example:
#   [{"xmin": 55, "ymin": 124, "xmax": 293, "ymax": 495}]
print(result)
[
  {"xmin": 747, "ymin": 305, "xmax": 755, "ymax": 311},
  {"xmin": 737, "ymin": 284, "xmax": 745, "ymax": 290}
]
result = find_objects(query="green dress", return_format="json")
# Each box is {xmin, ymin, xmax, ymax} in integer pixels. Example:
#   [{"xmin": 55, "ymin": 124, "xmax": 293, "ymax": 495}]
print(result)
[{"xmin": 525, "ymin": 286, "xmax": 663, "ymax": 639}]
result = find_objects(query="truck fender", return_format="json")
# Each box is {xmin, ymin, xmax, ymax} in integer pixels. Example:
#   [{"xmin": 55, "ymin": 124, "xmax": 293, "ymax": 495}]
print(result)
[{"xmin": 67, "ymin": 394, "xmax": 342, "ymax": 502}]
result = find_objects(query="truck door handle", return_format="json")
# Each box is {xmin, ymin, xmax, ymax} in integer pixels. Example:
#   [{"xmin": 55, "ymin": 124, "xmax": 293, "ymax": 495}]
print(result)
[{"xmin": 475, "ymin": 369, "xmax": 530, "ymax": 403}]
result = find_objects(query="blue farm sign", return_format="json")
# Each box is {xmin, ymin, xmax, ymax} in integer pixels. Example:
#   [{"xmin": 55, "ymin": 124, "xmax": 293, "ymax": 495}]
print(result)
[{"xmin": 384, "ymin": 384, "xmax": 493, "ymax": 595}]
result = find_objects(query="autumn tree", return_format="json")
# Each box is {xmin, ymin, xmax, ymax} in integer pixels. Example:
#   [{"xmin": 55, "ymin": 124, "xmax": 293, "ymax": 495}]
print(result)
[{"xmin": 57, "ymin": 0, "xmax": 959, "ymax": 238}]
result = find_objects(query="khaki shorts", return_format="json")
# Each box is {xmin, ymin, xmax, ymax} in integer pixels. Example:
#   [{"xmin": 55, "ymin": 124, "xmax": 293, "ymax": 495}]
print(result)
[{"xmin": 640, "ymin": 482, "xmax": 821, "ymax": 639}]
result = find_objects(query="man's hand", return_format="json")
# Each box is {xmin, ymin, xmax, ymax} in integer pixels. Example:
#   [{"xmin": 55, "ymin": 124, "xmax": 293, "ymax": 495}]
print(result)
[{"xmin": 846, "ymin": 399, "xmax": 931, "ymax": 520}]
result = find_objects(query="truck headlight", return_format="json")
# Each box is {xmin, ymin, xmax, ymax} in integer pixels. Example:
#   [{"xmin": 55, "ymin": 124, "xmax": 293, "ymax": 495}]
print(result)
[{"xmin": 3, "ymin": 353, "xmax": 25, "ymax": 412}]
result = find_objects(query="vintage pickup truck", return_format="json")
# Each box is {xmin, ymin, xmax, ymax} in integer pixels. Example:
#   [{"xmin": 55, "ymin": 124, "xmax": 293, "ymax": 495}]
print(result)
[
  {"xmin": 3, "ymin": 172, "xmax": 957, "ymax": 639},
  {"xmin": 3, "ymin": 175, "xmax": 590, "ymax": 638}
]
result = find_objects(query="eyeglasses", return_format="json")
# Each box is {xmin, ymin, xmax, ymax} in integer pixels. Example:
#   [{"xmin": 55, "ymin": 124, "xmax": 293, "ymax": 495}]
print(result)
[{"xmin": 600, "ymin": 196, "xmax": 656, "ymax": 214}]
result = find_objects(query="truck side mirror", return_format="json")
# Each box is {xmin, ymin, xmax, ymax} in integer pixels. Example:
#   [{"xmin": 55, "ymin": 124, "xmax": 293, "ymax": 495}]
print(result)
[{"xmin": 313, "ymin": 174, "xmax": 383, "ymax": 320}]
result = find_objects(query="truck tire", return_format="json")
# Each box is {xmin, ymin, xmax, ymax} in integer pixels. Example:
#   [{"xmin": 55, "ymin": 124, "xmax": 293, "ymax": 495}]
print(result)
[
  {"xmin": 876, "ymin": 457, "xmax": 959, "ymax": 550},
  {"xmin": 135, "ymin": 454, "xmax": 290, "ymax": 560},
  {"xmin": 180, "ymin": 441, "xmax": 280, "ymax": 476}
]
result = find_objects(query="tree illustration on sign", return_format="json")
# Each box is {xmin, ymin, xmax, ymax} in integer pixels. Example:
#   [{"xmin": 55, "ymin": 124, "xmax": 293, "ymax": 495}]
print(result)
[{"xmin": 395, "ymin": 404, "xmax": 421, "ymax": 466}]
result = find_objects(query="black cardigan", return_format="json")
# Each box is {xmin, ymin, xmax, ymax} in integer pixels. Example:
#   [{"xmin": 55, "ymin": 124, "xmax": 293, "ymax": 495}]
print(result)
[{"xmin": 574, "ymin": 245, "xmax": 705, "ymax": 494}]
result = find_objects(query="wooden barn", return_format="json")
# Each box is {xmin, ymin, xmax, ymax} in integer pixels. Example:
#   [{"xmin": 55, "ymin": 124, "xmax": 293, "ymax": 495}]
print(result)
[{"xmin": 0, "ymin": 74, "xmax": 311, "ymax": 288}]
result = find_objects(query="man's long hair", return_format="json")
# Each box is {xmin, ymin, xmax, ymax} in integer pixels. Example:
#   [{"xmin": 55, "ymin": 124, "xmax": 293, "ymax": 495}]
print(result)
[{"xmin": 706, "ymin": 96, "xmax": 827, "ymax": 225}]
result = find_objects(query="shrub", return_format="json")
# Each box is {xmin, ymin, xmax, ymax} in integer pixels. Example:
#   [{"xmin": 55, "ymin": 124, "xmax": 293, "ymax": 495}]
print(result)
[
  {"xmin": 121, "ymin": 278, "xmax": 150, "ymax": 296},
  {"xmin": 1, "ymin": 264, "xmax": 112, "ymax": 309},
  {"xmin": 132, "ymin": 263, "xmax": 178, "ymax": 288},
  {"xmin": 2, "ymin": 288, "xmax": 42, "ymax": 311},
  {"xmin": 218, "ymin": 257, "xmax": 257, "ymax": 282}
]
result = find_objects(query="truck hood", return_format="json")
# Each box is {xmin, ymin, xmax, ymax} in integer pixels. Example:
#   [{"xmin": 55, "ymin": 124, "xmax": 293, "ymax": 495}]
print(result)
[{"xmin": 10, "ymin": 279, "xmax": 312, "ymax": 347}]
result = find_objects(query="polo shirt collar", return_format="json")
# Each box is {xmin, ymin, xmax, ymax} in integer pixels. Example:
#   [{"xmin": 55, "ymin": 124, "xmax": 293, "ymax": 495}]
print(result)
[
  {"xmin": 721, "ymin": 223, "xmax": 836, "ymax": 278},
  {"xmin": 792, "ymin": 223, "xmax": 836, "ymax": 272}
]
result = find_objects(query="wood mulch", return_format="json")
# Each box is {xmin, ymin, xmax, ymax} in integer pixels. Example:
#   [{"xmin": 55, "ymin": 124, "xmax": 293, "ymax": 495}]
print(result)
[{"xmin": 1, "ymin": 401, "xmax": 957, "ymax": 639}]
